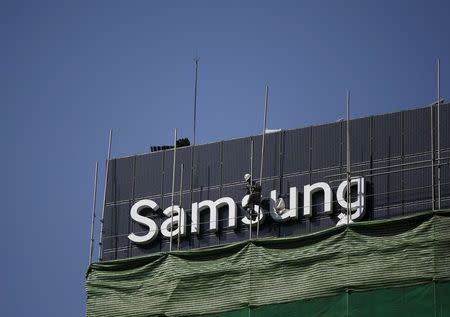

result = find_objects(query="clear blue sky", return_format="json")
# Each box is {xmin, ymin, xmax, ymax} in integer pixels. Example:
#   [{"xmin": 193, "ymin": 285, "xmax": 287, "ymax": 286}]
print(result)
[{"xmin": 1, "ymin": 1, "xmax": 449, "ymax": 316}]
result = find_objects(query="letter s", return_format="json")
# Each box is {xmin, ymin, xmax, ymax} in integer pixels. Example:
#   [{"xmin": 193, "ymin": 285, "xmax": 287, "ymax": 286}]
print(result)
[{"xmin": 128, "ymin": 199, "xmax": 159, "ymax": 244}]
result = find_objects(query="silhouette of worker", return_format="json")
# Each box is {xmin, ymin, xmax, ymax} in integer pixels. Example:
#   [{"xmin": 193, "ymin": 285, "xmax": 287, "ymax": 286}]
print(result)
[{"xmin": 243, "ymin": 173, "xmax": 261, "ymax": 219}]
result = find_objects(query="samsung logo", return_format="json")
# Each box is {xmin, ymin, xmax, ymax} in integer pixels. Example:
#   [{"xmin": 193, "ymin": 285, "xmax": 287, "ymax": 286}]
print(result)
[{"xmin": 128, "ymin": 177, "xmax": 365, "ymax": 244}]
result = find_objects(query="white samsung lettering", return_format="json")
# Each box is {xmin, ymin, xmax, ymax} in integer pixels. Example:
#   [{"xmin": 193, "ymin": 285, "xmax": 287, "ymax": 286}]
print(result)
[
  {"xmin": 127, "ymin": 178, "xmax": 366, "ymax": 244},
  {"xmin": 336, "ymin": 177, "xmax": 365, "ymax": 226},
  {"xmin": 303, "ymin": 182, "xmax": 333, "ymax": 217},
  {"xmin": 128, "ymin": 199, "xmax": 159, "ymax": 244},
  {"xmin": 160, "ymin": 205, "xmax": 186, "ymax": 238},
  {"xmin": 191, "ymin": 197, "xmax": 236, "ymax": 234},
  {"xmin": 241, "ymin": 194, "xmax": 265, "ymax": 226},
  {"xmin": 269, "ymin": 187, "xmax": 298, "ymax": 222}
]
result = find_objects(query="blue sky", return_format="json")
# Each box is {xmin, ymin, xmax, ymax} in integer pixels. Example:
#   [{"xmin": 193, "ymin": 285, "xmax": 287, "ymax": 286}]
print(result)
[{"xmin": 1, "ymin": 1, "xmax": 449, "ymax": 316}]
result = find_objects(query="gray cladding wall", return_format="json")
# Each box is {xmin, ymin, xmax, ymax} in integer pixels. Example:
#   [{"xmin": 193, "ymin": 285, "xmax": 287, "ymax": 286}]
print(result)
[{"xmin": 101, "ymin": 104, "xmax": 450, "ymax": 261}]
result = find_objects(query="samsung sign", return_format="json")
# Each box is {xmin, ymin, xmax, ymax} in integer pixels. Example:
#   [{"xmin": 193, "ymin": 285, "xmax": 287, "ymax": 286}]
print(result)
[{"xmin": 128, "ymin": 177, "xmax": 365, "ymax": 245}]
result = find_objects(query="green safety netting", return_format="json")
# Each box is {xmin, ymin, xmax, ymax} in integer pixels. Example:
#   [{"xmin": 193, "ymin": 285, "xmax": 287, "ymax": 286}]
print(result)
[
  {"xmin": 86, "ymin": 211, "xmax": 450, "ymax": 317},
  {"xmin": 200, "ymin": 281, "xmax": 450, "ymax": 317}
]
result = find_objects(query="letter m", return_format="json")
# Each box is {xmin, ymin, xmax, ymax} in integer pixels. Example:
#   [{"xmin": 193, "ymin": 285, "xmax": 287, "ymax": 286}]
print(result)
[{"xmin": 191, "ymin": 197, "xmax": 236, "ymax": 234}]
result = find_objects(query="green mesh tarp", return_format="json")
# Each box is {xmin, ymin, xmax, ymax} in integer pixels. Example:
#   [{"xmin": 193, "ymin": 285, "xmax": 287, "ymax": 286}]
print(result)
[
  {"xmin": 86, "ymin": 211, "xmax": 450, "ymax": 317},
  {"xmin": 201, "ymin": 281, "xmax": 450, "ymax": 317}
]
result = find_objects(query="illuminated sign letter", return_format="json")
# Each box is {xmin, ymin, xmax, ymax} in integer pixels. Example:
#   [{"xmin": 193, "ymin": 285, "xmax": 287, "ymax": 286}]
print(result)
[
  {"xmin": 336, "ymin": 177, "xmax": 365, "ymax": 226},
  {"xmin": 160, "ymin": 205, "xmax": 186, "ymax": 238},
  {"xmin": 128, "ymin": 199, "xmax": 159, "ymax": 244},
  {"xmin": 241, "ymin": 194, "xmax": 265, "ymax": 225},
  {"xmin": 303, "ymin": 182, "xmax": 333, "ymax": 217},
  {"xmin": 269, "ymin": 187, "xmax": 298, "ymax": 222},
  {"xmin": 191, "ymin": 197, "xmax": 237, "ymax": 234}
]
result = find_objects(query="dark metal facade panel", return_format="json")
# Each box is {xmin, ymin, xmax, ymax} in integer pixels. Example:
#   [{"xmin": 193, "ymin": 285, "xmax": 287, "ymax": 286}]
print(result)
[
  {"xmin": 162, "ymin": 147, "xmax": 192, "ymax": 195},
  {"xmin": 192, "ymin": 187, "xmax": 221, "ymax": 204},
  {"xmin": 310, "ymin": 216, "xmax": 337, "ymax": 233},
  {"xmin": 101, "ymin": 205, "xmax": 115, "ymax": 251},
  {"xmin": 101, "ymin": 104, "xmax": 450, "ymax": 261},
  {"xmin": 282, "ymin": 173, "xmax": 310, "ymax": 193},
  {"xmin": 403, "ymin": 200, "xmax": 433, "ymax": 215},
  {"xmin": 342, "ymin": 117, "xmax": 371, "ymax": 164},
  {"xmin": 130, "ymin": 243, "xmax": 162, "ymax": 257},
  {"xmin": 440, "ymin": 104, "xmax": 450, "ymax": 150},
  {"xmin": 252, "ymin": 132, "xmax": 281, "ymax": 179},
  {"xmin": 370, "ymin": 158, "xmax": 403, "ymax": 208},
  {"xmin": 372, "ymin": 205, "xmax": 403, "ymax": 220},
  {"xmin": 403, "ymin": 107, "xmax": 431, "ymax": 155},
  {"xmin": 222, "ymin": 137, "xmax": 251, "ymax": 184},
  {"xmin": 192, "ymin": 143, "xmax": 221, "ymax": 190},
  {"xmin": 372, "ymin": 112, "xmax": 402, "ymax": 160},
  {"xmin": 192, "ymin": 233, "xmax": 219, "ymax": 249},
  {"xmin": 283, "ymin": 128, "xmax": 310, "ymax": 174},
  {"xmin": 311, "ymin": 122, "xmax": 341, "ymax": 170},
  {"xmin": 440, "ymin": 150, "xmax": 450, "ymax": 208},
  {"xmin": 279, "ymin": 219, "xmax": 309, "ymax": 238},
  {"xmin": 134, "ymin": 152, "xmax": 163, "ymax": 199},
  {"xmin": 221, "ymin": 184, "xmax": 246, "ymax": 205},
  {"xmin": 403, "ymin": 155, "xmax": 432, "ymax": 203},
  {"xmin": 102, "ymin": 202, "xmax": 131, "ymax": 255},
  {"xmin": 106, "ymin": 157, "xmax": 135, "ymax": 203},
  {"xmin": 260, "ymin": 178, "xmax": 281, "ymax": 199},
  {"xmin": 219, "ymin": 229, "xmax": 249, "ymax": 245}
]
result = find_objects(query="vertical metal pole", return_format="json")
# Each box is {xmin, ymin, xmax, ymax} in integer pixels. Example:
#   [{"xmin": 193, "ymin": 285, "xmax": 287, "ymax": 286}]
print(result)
[
  {"xmin": 431, "ymin": 93, "xmax": 435, "ymax": 211},
  {"xmin": 257, "ymin": 85, "xmax": 269, "ymax": 238},
  {"xmin": 250, "ymin": 139, "xmax": 254, "ymax": 240},
  {"xmin": 190, "ymin": 57, "xmax": 199, "ymax": 236},
  {"xmin": 99, "ymin": 129, "xmax": 112, "ymax": 261},
  {"xmin": 437, "ymin": 58, "xmax": 441, "ymax": 210},
  {"xmin": 169, "ymin": 129, "xmax": 177, "ymax": 251},
  {"xmin": 249, "ymin": 138, "xmax": 254, "ymax": 240},
  {"xmin": 89, "ymin": 161, "xmax": 99, "ymax": 264},
  {"xmin": 346, "ymin": 91, "xmax": 351, "ymax": 225},
  {"xmin": 193, "ymin": 57, "xmax": 199, "ymax": 147},
  {"xmin": 178, "ymin": 163, "xmax": 184, "ymax": 251}
]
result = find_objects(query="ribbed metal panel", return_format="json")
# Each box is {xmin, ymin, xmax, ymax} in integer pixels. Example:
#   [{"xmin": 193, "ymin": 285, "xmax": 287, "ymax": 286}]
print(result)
[
  {"xmin": 134, "ymin": 152, "xmax": 163, "ymax": 199},
  {"xmin": 106, "ymin": 157, "xmax": 135, "ymax": 203},
  {"xmin": 192, "ymin": 143, "xmax": 221, "ymax": 190},
  {"xmin": 372, "ymin": 111, "xmax": 402, "ymax": 160},
  {"xmin": 370, "ymin": 158, "xmax": 403, "ymax": 209},
  {"xmin": 311, "ymin": 122, "xmax": 341, "ymax": 170},
  {"xmin": 101, "ymin": 104, "xmax": 450, "ymax": 261},
  {"xmin": 403, "ymin": 154, "xmax": 432, "ymax": 203},
  {"xmin": 283, "ymin": 128, "xmax": 310, "ymax": 174},
  {"xmin": 222, "ymin": 137, "xmax": 251, "ymax": 184},
  {"xmin": 252, "ymin": 132, "xmax": 281, "ymax": 179},
  {"xmin": 342, "ymin": 117, "xmax": 371, "ymax": 164},
  {"xmin": 440, "ymin": 103, "xmax": 450, "ymax": 149},
  {"xmin": 102, "ymin": 202, "xmax": 131, "ymax": 258},
  {"xmin": 403, "ymin": 107, "xmax": 431, "ymax": 155},
  {"xmin": 162, "ymin": 147, "xmax": 192, "ymax": 194},
  {"xmin": 440, "ymin": 150, "xmax": 450, "ymax": 209}
]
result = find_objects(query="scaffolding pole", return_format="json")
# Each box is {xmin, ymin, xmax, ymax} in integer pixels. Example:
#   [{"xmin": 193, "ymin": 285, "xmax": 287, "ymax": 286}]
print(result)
[
  {"xmin": 169, "ymin": 129, "xmax": 177, "ymax": 251},
  {"xmin": 346, "ymin": 91, "xmax": 351, "ymax": 225},
  {"xmin": 193, "ymin": 57, "xmax": 199, "ymax": 147},
  {"xmin": 431, "ymin": 93, "xmax": 435, "ymax": 211},
  {"xmin": 249, "ymin": 139, "xmax": 253, "ymax": 240},
  {"xmin": 98, "ymin": 129, "xmax": 112, "ymax": 261},
  {"xmin": 89, "ymin": 161, "xmax": 99, "ymax": 265},
  {"xmin": 190, "ymin": 57, "xmax": 199, "ymax": 234},
  {"xmin": 437, "ymin": 58, "xmax": 441, "ymax": 210},
  {"xmin": 257, "ymin": 85, "xmax": 269, "ymax": 238},
  {"xmin": 178, "ymin": 163, "xmax": 184, "ymax": 251}
]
